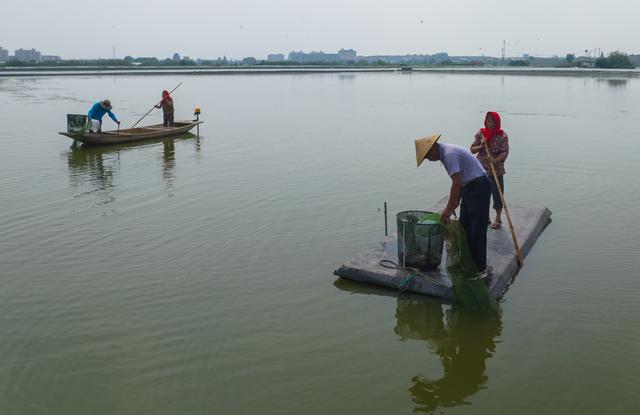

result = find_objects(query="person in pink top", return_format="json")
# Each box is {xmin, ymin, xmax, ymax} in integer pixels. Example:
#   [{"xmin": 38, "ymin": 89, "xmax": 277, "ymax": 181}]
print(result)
[
  {"xmin": 155, "ymin": 90, "xmax": 175, "ymax": 127},
  {"xmin": 470, "ymin": 112, "xmax": 510, "ymax": 229}
]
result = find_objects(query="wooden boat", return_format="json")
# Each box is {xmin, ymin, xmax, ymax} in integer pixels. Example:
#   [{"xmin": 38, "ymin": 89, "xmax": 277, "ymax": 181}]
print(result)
[{"xmin": 59, "ymin": 121, "xmax": 203, "ymax": 145}]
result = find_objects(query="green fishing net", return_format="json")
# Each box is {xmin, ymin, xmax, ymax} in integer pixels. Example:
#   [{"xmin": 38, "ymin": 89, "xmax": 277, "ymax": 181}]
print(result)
[{"xmin": 420, "ymin": 213, "xmax": 495, "ymax": 310}]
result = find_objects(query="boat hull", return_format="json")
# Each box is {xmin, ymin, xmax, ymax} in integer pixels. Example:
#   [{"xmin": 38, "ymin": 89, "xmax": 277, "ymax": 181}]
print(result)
[{"xmin": 59, "ymin": 121, "xmax": 202, "ymax": 144}]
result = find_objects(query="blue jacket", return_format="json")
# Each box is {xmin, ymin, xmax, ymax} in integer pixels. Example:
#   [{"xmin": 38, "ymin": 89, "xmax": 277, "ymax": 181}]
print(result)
[{"xmin": 88, "ymin": 102, "xmax": 118, "ymax": 122}]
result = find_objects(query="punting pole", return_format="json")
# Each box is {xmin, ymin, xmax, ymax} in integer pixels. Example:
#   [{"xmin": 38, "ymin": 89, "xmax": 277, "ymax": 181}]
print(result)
[
  {"xmin": 131, "ymin": 82, "xmax": 183, "ymax": 129},
  {"xmin": 484, "ymin": 142, "xmax": 524, "ymax": 267}
]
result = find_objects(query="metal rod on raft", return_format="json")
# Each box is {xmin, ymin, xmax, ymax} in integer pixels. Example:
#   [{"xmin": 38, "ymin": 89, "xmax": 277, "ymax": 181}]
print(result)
[{"xmin": 384, "ymin": 202, "xmax": 388, "ymax": 237}]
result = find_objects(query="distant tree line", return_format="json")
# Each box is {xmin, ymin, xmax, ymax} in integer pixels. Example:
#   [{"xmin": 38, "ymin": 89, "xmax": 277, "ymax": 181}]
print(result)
[
  {"xmin": 1, "ymin": 52, "xmax": 637, "ymax": 69},
  {"xmin": 0, "ymin": 57, "xmax": 201, "ymax": 68},
  {"xmin": 595, "ymin": 51, "xmax": 635, "ymax": 69}
]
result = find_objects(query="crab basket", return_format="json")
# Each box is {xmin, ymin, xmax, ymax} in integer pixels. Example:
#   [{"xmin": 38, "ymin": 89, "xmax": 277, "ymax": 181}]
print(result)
[
  {"xmin": 397, "ymin": 210, "xmax": 444, "ymax": 271},
  {"xmin": 67, "ymin": 114, "xmax": 88, "ymax": 133}
]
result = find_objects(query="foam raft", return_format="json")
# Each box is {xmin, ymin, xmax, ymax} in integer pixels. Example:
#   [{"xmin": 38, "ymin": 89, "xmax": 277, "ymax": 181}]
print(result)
[{"xmin": 334, "ymin": 201, "xmax": 552, "ymax": 301}]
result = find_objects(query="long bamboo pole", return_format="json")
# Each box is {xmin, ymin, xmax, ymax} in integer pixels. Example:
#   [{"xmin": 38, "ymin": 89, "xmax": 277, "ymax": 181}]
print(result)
[
  {"xmin": 484, "ymin": 142, "xmax": 524, "ymax": 267},
  {"xmin": 130, "ymin": 82, "xmax": 183, "ymax": 129}
]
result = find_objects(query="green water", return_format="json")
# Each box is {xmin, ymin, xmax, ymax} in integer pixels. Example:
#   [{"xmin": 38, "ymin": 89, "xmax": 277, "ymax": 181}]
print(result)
[{"xmin": 1, "ymin": 73, "xmax": 639, "ymax": 414}]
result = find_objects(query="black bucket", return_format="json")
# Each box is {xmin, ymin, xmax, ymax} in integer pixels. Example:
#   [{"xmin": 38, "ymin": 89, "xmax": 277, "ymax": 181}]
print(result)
[{"xmin": 397, "ymin": 211, "xmax": 444, "ymax": 271}]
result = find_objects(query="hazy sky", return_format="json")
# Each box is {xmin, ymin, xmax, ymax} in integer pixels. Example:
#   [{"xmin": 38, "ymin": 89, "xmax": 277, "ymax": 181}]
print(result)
[{"xmin": 2, "ymin": 0, "xmax": 638, "ymax": 60}]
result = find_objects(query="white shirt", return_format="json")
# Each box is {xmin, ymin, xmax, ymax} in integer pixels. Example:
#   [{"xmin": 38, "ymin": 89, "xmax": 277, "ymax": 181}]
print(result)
[{"xmin": 439, "ymin": 143, "xmax": 487, "ymax": 185}]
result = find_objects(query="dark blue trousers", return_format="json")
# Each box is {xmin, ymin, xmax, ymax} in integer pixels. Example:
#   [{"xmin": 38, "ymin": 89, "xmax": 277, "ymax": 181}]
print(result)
[{"xmin": 459, "ymin": 176, "xmax": 491, "ymax": 272}]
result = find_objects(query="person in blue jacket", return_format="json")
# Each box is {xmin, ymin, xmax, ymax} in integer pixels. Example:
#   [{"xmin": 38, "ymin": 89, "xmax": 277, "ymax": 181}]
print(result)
[{"xmin": 87, "ymin": 99, "xmax": 120, "ymax": 132}]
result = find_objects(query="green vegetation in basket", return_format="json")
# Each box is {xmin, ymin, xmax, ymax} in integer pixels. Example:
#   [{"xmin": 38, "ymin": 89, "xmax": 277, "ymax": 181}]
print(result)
[
  {"xmin": 400, "ymin": 212, "xmax": 444, "ymax": 270},
  {"xmin": 72, "ymin": 122, "xmax": 90, "ymax": 140}
]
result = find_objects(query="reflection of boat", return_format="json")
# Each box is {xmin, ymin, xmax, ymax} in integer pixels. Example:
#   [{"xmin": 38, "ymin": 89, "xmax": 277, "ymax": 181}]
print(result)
[
  {"xmin": 333, "ymin": 279, "xmax": 502, "ymax": 414},
  {"xmin": 406, "ymin": 298, "xmax": 501, "ymax": 414},
  {"xmin": 66, "ymin": 144, "xmax": 120, "ymax": 205},
  {"xmin": 59, "ymin": 121, "xmax": 203, "ymax": 145},
  {"xmin": 66, "ymin": 135, "xmax": 193, "ymax": 199}
]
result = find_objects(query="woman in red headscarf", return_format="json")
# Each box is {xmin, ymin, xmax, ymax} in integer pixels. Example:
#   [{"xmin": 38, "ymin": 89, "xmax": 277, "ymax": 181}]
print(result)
[
  {"xmin": 470, "ymin": 112, "xmax": 510, "ymax": 229},
  {"xmin": 155, "ymin": 90, "xmax": 175, "ymax": 127}
]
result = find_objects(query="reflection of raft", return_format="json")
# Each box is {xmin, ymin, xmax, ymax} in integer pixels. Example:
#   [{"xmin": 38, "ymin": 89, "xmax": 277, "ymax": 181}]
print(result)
[
  {"xmin": 334, "ymin": 199, "xmax": 552, "ymax": 301},
  {"xmin": 59, "ymin": 121, "xmax": 203, "ymax": 145}
]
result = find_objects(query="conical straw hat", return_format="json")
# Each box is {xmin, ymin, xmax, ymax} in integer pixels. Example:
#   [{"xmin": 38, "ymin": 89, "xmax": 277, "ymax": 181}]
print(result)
[{"xmin": 415, "ymin": 134, "xmax": 441, "ymax": 167}]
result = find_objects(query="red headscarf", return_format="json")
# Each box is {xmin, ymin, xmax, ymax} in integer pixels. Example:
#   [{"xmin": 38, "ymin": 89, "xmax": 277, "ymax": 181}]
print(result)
[
  {"xmin": 480, "ymin": 111, "xmax": 504, "ymax": 143},
  {"xmin": 162, "ymin": 90, "xmax": 173, "ymax": 103}
]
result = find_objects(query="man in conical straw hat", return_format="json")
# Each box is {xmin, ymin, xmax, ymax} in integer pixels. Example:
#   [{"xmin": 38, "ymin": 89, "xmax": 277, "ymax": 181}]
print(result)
[{"xmin": 415, "ymin": 134, "xmax": 492, "ymax": 279}]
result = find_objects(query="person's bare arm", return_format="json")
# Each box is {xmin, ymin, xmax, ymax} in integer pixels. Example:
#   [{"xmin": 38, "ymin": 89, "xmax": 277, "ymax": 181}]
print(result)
[{"xmin": 442, "ymin": 173, "xmax": 462, "ymax": 223}]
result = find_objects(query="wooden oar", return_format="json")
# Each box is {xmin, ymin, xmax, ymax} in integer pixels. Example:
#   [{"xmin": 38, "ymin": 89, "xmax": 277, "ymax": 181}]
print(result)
[
  {"xmin": 130, "ymin": 82, "xmax": 183, "ymax": 128},
  {"xmin": 484, "ymin": 142, "xmax": 524, "ymax": 267}
]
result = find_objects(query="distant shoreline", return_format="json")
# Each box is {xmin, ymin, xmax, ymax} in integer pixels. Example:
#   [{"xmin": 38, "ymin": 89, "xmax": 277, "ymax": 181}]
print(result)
[
  {"xmin": 0, "ymin": 66, "xmax": 638, "ymax": 78},
  {"xmin": 414, "ymin": 67, "xmax": 639, "ymax": 77}
]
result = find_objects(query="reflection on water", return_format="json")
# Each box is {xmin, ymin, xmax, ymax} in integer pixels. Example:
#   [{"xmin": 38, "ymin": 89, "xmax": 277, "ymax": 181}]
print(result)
[
  {"xmin": 333, "ymin": 278, "xmax": 502, "ymax": 414},
  {"xmin": 596, "ymin": 78, "xmax": 628, "ymax": 88},
  {"xmin": 67, "ymin": 143, "xmax": 119, "ymax": 205},
  {"xmin": 5, "ymin": 72, "xmax": 639, "ymax": 415},
  {"xmin": 194, "ymin": 136, "xmax": 202, "ymax": 158},
  {"xmin": 161, "ymin": 139, "xmax": 175, "ymax": 188},
  {"xmin": 396, "ymin": 296, "xmax": 502, "ymax": 414},
  {"xmin": 66, "ymin": 134, "xmax": 199, "ymax": 201},
  {"xmin": 338, "ymin": 73, "xmax": 357, "ymax": 81}
]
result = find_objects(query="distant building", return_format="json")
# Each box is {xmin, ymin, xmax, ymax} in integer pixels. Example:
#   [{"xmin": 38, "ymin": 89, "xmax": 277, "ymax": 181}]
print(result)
[
  {"xmin": 288, "ymin": 51, "xmax": 323, "ymax": 63},
  {"xmin": 242, "ymin": 57, "xmax": 257, "ymax": 65},
  {"xmin": 15, "ymin": 48, "xmax": 41, "ymax": 62},
  {"xmin": 337, "ymin": 48, "xmax": 356, "ymax": 61},
  {"xmin": 575, "ymin": 57, "xmax": 596, "ymax": 68},
  {"xmin": 40, "ymin": 55, "xmax": 61, "ymax": 62},
  {"xmin": 288, "ymin": 49, "xmax": 357, "ymax": 63},
  {"xmin": 267, "ymin": 53, "xmax": 285, "ymax": 62},
  {"xmin": 358, "ymin": 52, "xmax": 449, "ymax": 64},
  {"xmin": 172, "ymin": 53, "xmax": 181, "ymax": 61},
  {"xmin": 0, "ymin": 47, "xmax": 8, "ymax": 62},
  {"xmin": 134, "ymin": 57, "xmax": 160, "ymax": 65}
]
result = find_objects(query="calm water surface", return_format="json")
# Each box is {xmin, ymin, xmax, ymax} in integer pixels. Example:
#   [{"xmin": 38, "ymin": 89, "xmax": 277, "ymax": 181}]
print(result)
[{"xmin": 1, "ymin": 73, "xmax": 639, "ymax": 414}]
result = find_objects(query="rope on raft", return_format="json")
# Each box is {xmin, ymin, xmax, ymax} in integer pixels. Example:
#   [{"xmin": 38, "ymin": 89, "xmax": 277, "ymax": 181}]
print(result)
[{"xmin": 379, "ymin": 259, "xmax": 445, "ymax": 291}]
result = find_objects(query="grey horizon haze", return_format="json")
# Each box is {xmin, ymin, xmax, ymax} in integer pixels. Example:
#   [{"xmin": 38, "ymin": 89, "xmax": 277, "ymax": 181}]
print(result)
[{"xmin": 1, "ymin": 0, "xmax": 638, "ymax": 60}]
